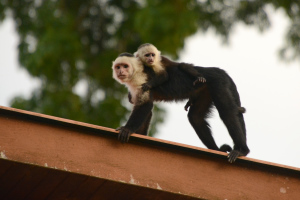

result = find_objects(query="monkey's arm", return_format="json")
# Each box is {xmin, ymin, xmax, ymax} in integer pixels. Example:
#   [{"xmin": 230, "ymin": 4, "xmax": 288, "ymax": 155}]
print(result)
[
  {"xmin": 178, "ymin": 63, "xmax": 206, "ymax": 85},
  {"xmin": 142, "ymin": 70, "xmax": 168, "ymax": 92},
  {"xmin": 117, "ymin": 101, "xmax": 154, "ymax": 143}
]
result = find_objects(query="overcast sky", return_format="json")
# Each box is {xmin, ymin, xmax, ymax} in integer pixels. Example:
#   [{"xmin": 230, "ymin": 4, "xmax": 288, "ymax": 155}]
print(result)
[{"xmin": 1, "ymin": 7, "xmax": 300, "ymax": 168}]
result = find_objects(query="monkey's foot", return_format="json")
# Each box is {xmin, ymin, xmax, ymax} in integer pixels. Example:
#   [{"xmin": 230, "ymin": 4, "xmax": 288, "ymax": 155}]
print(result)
[
  {"xmin": 116, "ymin": 126, "xmax": 133, "ymax": 143},
  {"xmin": 228, "ymin": 150, "xmax": 244, "ymax": 163}
]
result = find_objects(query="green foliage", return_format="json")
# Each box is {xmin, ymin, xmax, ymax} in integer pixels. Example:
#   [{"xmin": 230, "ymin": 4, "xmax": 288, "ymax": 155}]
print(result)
[{"xmin": 0, "ymin": 0, "xmax": 299, "ymax": 135}]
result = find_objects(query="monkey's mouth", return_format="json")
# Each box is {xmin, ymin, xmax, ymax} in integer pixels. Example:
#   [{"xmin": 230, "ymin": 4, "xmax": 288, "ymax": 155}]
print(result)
[{"xmin": 118, "ymin": 75, "xmax": 126, "ymax": 79}]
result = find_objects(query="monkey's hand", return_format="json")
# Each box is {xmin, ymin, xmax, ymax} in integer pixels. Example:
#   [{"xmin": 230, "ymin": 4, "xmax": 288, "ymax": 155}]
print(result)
[
  {"xmin": 141, "ymin": 83, "xmax": 151, "ymax": 92},
  {"xmin": 116, "ymin": 126, "xmax": 133, "ymax": 143},
  {"xmin": 193, "ymin": 77, "xmax": 206, "ymax": 85}
]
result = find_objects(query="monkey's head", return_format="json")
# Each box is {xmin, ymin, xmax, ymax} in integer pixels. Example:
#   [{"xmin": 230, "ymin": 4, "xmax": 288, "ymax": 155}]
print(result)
[
  {"xmin": 134, "ymin": 43, "xmax": 161, "ymax": 67},
  {"xmin": 112, "ymin": 53, "xmax": 143, "ymax": 84}
]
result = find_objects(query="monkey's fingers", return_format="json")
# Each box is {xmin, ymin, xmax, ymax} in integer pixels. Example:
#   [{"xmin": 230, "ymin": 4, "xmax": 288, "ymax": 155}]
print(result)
[
  {"xmin": 117, "ymin": 130, "xmax": 122, "ymax": 140},
  {"xmin": 193, "ymin": 79, "xmax": 197, "ymax": 85},
  {"xmin": 126, "ymin": 133, "xmax": 131, "ymax": 142},
  {"xmin": 118, "ymin": 132, "xmax": 127, "ymax": 143},
  {"xmin": 117, "ymin": 127, "xmax": 132, "ymax": 143},
  {"xmin": 117, "ymin": 127, "xmax": 125, "ymax": 141},
  {"xmin": 193, "ymin": 77, "xmax": 206, "ymax": 85},
  {"xmin": 227, "ymin": 150, "xmax": 241, "ymax": 163},
  {"xmin": 122, "ymin": 131, "xmax": 131, "ymax": 143},
  {"xmin": 197, "ymin": 77, "xmax": 206, "ymax": 83}
]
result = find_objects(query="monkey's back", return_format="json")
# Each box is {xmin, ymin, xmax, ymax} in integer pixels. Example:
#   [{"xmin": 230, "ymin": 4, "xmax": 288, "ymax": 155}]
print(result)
[
  {"xmin": 147, "ymin": 63, "xmax": 241, "ymax": 106},
  {"xmin": 149, "ymin": 66, "xmax": 197, "ymax": 102},
  {"xmin": 195, "ymin": 66, "xmax": 242, "ymax": 107}
]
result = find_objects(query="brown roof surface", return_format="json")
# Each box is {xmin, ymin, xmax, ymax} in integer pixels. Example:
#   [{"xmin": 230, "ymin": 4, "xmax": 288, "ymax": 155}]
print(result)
[{"xmin": 0, "ymin": 106, "xmax": 299, "ymax": 200}]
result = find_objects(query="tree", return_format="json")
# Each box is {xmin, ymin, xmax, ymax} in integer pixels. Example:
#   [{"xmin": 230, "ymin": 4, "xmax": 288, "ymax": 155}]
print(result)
[{"xmin": 0, "ymin": 0, "xmax": 299, "ymax": 134}]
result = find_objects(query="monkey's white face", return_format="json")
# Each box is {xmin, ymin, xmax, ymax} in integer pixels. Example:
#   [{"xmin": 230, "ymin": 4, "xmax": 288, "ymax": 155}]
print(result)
[
  {"xmin": 112, "ymin": 55, "xmax": 149, "ymax": 104},
  {"xmin": 143, "ymin": 52, "xmax": 156, "ymax": 66},
  {"xmin": 135, "ymin": 44, "xmax": 161, "ymax": 67},
  {"xmin": 112, "ymin": 56, "xmax": 146, "ymax": 87},
  {"xmin": 113, "ymin": 62, "xmax": 133, "ymax": 83}
]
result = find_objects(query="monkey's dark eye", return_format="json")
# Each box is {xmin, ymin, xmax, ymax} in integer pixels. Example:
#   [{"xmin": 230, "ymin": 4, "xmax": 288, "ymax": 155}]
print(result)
[
  {"xmin": 124, "ymin": 64, "xmax": 128, "ymax": 68},
  {"xmin": 145, "ymin": 53, "xmax": 155, "ymax": 57},
  {"xmin": 116, "ymin": 65, "xmax": 120, "ymax": 69}
]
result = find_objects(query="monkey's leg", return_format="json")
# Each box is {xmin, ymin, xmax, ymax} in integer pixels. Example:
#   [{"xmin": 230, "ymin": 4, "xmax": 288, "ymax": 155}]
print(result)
[
  {"xmin": 238, "ymin": 112, "xmax": 247, "ymax": 137},
  {"xmin": 187, "ymin": 95, "xmax": 219, "ymax": 150},
  {"xmin": 214, "ymin": 99, "xmax": 250, "ymax": 163}
]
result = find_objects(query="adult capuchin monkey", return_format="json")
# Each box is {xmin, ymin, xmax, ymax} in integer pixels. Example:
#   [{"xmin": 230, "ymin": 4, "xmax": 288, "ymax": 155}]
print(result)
[
  {"xmin": 112, "ymin": 48, "xmax": 249, "ymax": 163},
  {"xmin": 112, "ymin": 53, "xmax": 155, "ymax": 138}
]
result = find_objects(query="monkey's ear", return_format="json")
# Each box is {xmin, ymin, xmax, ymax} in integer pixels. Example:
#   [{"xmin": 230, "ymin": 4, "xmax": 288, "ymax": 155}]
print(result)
[{"xmin": 134, "ymin": 52, "xmax": 138, "ymax": 57}]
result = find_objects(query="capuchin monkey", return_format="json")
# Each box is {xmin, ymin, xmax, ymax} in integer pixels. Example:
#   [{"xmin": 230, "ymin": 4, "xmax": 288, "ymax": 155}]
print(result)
[
  {"xmin": 112, "ymin": 53, "xmax": 154, "ymax": 137},
  {"xmin": 134, "ymin": 43, "xmax": 206, "ymax": 93},
  {"xmin": 112, "ymin": 51, "xmax": 249, "ymax": 163}
]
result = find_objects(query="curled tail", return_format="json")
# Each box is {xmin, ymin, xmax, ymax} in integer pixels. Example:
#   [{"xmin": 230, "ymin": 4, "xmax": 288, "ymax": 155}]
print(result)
[{"xmin": 220, "ymin": 144, "xmax": 232, "ymax": 153}]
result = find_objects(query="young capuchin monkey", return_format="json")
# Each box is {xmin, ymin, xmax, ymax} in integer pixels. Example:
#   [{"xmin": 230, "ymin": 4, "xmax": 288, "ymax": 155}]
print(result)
[
  {"xmin": 134, "ymin": 43, "xmax": 207, "ymax": 110},
  {"xmin": 134, "ymin": 43, "xmax": 206, "ymax": 94}
]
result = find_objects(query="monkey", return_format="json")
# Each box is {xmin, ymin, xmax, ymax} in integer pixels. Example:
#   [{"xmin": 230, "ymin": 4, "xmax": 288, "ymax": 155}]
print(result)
[
  {"xmin": 134, "ymin": 43, "xmax": 206, "ymax": 93},
  {"xmin": 112, "ymin": 53, "xmax": 154, "ymax": 141},
  {"xmin": 112, "ymin": 52, "xmax": 249, "ymax": 163}
]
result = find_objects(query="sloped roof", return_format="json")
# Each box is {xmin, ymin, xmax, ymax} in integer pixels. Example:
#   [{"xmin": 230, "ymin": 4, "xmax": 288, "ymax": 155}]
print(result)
[{"xmin": 0, "ymin": 106, "xmax": 299, "ymax": 200}]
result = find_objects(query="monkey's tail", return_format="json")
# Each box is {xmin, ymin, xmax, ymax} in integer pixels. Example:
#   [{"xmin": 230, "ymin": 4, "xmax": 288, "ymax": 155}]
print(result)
[
  {"xmin": 220, "ymin": 144, "xmax": 232, "ymax": 153},
  {"xmin": 238, "ymin": 107, "xmax": 246, "ymax": 113}
]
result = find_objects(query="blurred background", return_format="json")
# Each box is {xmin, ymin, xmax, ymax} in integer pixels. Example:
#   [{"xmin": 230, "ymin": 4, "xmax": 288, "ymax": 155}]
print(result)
[{"xmin": 0, "ymin": 1, "xmax": 299, "ymax": 167}]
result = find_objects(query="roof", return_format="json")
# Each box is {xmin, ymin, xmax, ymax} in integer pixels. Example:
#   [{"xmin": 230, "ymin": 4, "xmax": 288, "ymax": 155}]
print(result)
[{"xmin": 0, "ymin": 106, "xmax": 299, "ymax": 199}]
